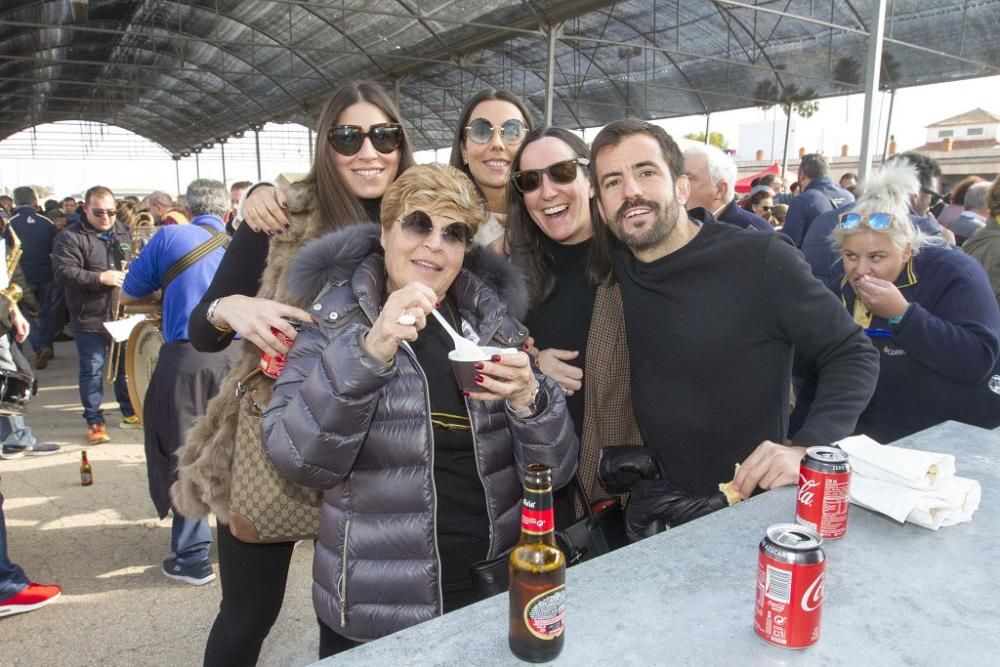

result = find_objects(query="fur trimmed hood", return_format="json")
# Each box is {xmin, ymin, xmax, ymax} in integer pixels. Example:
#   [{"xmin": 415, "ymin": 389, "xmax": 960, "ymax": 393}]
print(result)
[{"xmin": 286, "ymin": 222, "xmax": 531, "ymax": 321}]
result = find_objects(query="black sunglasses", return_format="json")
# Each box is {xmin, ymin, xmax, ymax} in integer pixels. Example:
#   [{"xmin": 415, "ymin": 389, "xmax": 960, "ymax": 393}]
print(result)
[
  {"xmin": 399, "ymin": 210, "xmax": 472, "ymax": 248},
  {"xmin": 465, "ymin": 117, "xmax": 527, "ymax": 145},
  {"xmin": 511, "ymin": 158, "xmax": 590, "ymax": 193},
  {"xmin": 756, "ymin": 205, "xmax": 773, "ymax": 212},
  {"xmin": 921, "ymin": 187, "xmax": 943, "ymax": 204},
  {"xmin": 327, "ymin": 123, "xmax": 403, "ymax": 156}
]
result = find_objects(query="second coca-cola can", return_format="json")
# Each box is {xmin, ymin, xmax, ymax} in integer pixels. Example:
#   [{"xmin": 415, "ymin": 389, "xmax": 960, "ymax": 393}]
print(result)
[
  {"xmin": 754, "ymin": 523, "xmax": 826, "ymax": 649},
  {"xmin": 795, "ymin": 446, "xmax": 851, "ymax": 539},
  {"xmin": 259, "ymin": 319, "xmax": 302, "ymax": 379}
]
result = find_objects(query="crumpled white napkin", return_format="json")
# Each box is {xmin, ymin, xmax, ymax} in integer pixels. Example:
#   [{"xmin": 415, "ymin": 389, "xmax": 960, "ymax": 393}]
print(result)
[
  {"xmin": 849, "ymin": 474, "xmax": 981, "ymax": 530},
  {"xmin": 837, "ymin": 434, "xmax": 956, "ymax": 490}
]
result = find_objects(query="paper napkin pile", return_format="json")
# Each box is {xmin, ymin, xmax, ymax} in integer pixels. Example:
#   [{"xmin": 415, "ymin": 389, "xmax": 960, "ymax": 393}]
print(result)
[{"xmin": 836, "ymin": 434, "xmax": 981, "ymax": 530}]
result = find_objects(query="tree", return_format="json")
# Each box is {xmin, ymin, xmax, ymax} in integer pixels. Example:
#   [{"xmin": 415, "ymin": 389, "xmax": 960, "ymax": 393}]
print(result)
[
  {"xmin": 684, "ymin": 131, "xmax": 729, "ymax": 149},
  {"xmin": 753, "ymin": 77, "xmax": 819, "ymax": 176}
]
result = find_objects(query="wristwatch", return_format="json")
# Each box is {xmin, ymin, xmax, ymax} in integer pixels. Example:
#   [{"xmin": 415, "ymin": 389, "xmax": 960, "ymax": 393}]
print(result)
[
  {"xmin": 507, "ymin": 384, "xmax": 541, "ymax": 420},
  {"xmin": 206, "ymin": 298, "xmax": 233, "ymax": 333}
]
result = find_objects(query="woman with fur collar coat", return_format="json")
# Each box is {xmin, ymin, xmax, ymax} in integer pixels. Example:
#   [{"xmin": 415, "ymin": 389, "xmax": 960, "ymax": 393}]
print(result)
[{"xmin": 263, "ymin": 165, "xmax": 578, "ymax": 654}]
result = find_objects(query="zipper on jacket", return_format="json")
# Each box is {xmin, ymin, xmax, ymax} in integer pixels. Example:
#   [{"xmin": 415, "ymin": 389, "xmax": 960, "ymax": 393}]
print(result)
[
  {"xmin": 401, "ymin": 341, "xmax": 445, "ymax": 616},
  {"xmin": 465, "ymin": 396, "xmax": 496, "ymax": 557},
  {"xmin": 338, "ymin": 517, "xmax": 352, "ymax": 628}
]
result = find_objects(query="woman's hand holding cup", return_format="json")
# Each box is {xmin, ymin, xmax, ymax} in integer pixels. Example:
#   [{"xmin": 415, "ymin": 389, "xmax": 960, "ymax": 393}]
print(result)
[
  {"xmin": 466, "ymin": 351, "xmax": 539, "ymax": 411},
  {"xmin": 364, "ymin": 282, "xmax": 437, "ymax": 363}
]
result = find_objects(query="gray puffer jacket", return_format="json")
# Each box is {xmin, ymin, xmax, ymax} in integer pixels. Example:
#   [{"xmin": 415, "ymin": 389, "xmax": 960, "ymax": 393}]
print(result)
[{"xmin": 263, "ymin": 223, "xmax": 578, "ymax": 641}]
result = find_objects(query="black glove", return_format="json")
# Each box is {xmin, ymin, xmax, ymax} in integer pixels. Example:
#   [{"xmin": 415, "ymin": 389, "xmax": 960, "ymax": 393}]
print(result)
[
  {"xmin": 625, "ymin": 479, "xmax": 729, "ymax": 542},
  {"xmin": 597, "ymin": 446, "xmax": 661, "ymax": 493}
]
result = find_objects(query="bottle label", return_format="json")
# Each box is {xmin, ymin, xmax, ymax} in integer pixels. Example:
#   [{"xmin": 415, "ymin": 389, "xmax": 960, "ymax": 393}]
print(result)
[
  {"xmin": 81, "ymin": 471, "xmax": 93, "ymax": 485},
  {"xmin": 523, "ymin": 585, "xmax": 566, "ymax": 640},
  {"xmin": 520, "ymin": 487, "xmax": 554, "ymax": 534}
]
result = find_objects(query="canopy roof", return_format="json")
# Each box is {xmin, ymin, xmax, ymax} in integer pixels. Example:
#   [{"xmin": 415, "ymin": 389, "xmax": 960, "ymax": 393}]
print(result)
[{"xmin": 2, "ymin": 0, "xmax": 998, "ymax": 155}]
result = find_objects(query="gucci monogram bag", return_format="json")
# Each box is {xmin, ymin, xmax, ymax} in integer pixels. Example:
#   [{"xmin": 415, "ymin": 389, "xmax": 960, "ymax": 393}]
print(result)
[{"xmin": 228, "ymin": 369, "xmax": 322, "ymax": 543}]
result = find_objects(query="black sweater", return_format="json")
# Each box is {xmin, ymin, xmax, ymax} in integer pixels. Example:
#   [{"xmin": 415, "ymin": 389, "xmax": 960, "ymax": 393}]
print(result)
[
  {"xmin": 616, "ymin": 215, "xmax": 879, "ymax": 496},
  {"xmin": 523, "ymin": 237, "xmax": 596, "ymax": 439}
]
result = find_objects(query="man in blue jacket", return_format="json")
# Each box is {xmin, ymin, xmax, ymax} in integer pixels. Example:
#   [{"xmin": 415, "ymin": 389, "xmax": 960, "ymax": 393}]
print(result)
[
  {"xmin": 782, "ymin": 153, "xmax": 855, "ymax": 247},
  {"xmin": 683, "ymin": 143, "xmax": 773, "ymax": 231},
  {"xmin": 121, "ymin": 178, "xmax": 234, "ymax": 586},
  {"xmin": 8, "ymin": 187, "xmax": 57, "ymax": 369}
]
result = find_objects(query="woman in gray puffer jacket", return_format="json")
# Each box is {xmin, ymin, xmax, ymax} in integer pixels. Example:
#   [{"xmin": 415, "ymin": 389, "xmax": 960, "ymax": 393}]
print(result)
[{"xmin": 263, "ymin": 164, "xmax": 578, "ymax": 656}]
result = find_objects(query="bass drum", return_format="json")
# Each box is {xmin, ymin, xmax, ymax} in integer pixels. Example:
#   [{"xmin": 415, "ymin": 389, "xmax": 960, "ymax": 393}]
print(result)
[
  {"xmin": 0, "ymin": 369, "xmax": 34, "ymax": 416},
  {"xmin": 125, "ymin": 317, "xmax": 163, "ymax": 422}
]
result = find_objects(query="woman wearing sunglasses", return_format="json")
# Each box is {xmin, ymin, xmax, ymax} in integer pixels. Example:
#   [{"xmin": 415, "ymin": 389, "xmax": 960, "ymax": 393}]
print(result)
[
  {"xmin": 506, "ymin": 127, "xmax": 642, "ymax": 524},
  {"xmin": 742, "ymin": 187, "xmax": 777, "ymax": 226},
  {"xmin": 263, "ymin": 164, "xmax": 577, "ymax": 655},
  {"xmin": 174, "ymin": 81, "xmax": 414, "ymax": 666},
  {"xmin": 448, "ymin": 88, "xmax": 534, "ymax": 253},
  {"xmin": 802, "ymin": 161, "xmax": 1000, "ymax": 443}
]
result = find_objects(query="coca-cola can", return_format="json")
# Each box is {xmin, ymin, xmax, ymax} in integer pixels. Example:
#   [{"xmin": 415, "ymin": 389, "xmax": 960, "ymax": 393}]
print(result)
[
  {"xmin": 259, "ymin": 320, "xmax": 302, "ymax": 379},
  {"xmin": 754, "ymin": 523, "xmax": 826, "ymax": 649},
  {"xmin": 795, "ymin": 446, "xmax": 851, "ymax": 539}
]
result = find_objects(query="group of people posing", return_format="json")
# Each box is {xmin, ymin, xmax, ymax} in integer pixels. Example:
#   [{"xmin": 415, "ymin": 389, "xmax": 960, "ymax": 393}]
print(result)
[{"xmin": 4, "ymin": 79, "xmax": 999, "ymax": 663}]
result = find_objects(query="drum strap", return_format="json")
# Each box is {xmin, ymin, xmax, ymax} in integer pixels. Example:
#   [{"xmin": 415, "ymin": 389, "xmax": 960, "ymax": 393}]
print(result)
[{"xmin": 162, "ymin": 224, "xmax": 231, "ymax": 291}]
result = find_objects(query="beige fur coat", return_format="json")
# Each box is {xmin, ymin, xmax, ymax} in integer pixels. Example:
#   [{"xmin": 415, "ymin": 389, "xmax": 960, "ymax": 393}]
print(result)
[{"xmin": 170, "ymin": 181, "xmax": 329, "ymax": 522}]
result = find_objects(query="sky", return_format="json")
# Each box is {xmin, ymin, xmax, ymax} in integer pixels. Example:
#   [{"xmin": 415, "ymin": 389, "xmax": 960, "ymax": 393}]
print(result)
[{"xmin": 1, "ymin": 75, "xmax": 998, "ymax": 199}]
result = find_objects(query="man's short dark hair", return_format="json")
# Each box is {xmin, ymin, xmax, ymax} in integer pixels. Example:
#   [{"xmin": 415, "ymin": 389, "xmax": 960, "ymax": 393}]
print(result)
[
  {"xmin": 230, "ymin": 180, "xmax": 252, "ymax": 192},
  {"xmin": 186, "ymin": 179, "xmax": 229, "ymax": 217},
  {"xmin": 12, "ymin": 186, "xmax": 37, "ymax": 206},
  {"xmin": 888, "ymin": 151, "xmax": 942, "ymax": 191},
  {"xmin": 62, "ymin": 196, "xmax": 77, "ymax": 205},
  {"xmin": 84, "ymin": 185, "xmax": 115, "ymax": 204},
  {"xmin": 799, "ymin": 154, "xmax": 829, "ymax": 180},
  {"xmin": 759, "ymin": 174, "xmax": 781, "ymax": 188},
  {"xmin": 840, "ymin": 172, "xmax": 857, "ymax": 184},
  {"xmin": 590, "ymin": 118, "xmax": 685, "ymax": 187}
]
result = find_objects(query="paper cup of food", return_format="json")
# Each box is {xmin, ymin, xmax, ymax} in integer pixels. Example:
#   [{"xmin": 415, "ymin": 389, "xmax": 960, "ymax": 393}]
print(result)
[{"xmin": 448, "ymin": 346, "xmax": 519, "ymax": 393}]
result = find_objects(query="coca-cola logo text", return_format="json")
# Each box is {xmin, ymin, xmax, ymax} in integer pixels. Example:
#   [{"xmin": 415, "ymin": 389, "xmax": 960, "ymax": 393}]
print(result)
[
  {"xmin": 798, "ymin": 475, "xmax": 819, "ymax": 507},
  {"xmin": 801, "ymin": 572, "xmax": 825, "ymax": 612}
]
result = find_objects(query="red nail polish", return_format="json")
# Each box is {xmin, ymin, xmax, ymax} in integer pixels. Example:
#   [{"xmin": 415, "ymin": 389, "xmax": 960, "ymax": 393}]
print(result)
[
  {"xmin": 474, "ymin": 375, "xmax": 484, "ymax": 383},
  {"xmin": 463, "ymin": 391, "xmax": 470, "ymax": 397},
  {"xmin": 522, "ymin": 343, "xmax": 529, "ymax": 350},
  {"xmin": 434, "ymin": 302, "xmax": 441, "ymax": 309},
  {"xmin": 474, "ymin": 362, "xmax": 484, "ymax": 370},
  {"xmin": 490, "ymin": 355, "xmax": 501, "ymax": 363}
]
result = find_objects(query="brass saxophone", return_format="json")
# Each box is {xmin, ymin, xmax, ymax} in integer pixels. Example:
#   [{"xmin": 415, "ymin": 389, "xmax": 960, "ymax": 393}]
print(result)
[{"xmin": 1, "ymin": 223, "xmax": 24, "ymax": 304}]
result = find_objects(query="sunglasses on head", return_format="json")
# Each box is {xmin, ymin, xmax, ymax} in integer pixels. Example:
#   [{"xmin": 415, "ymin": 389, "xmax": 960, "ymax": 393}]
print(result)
[
  {"xmin": 840, "ymin": 212, "xmax": 893, "ymax": 231},
  {"xmin": 327, "ymin": 123, "xmax": 403, "ymax": 156},
  {"xmin": 399, "ymin": 210, "xmax": 472, "ymax": 248},
  {"xmin": 465, "ymin": 117, "xmax": 527, "ymax": 145},
  {"xmin": 511, "ymin": 158, "xmax": 590, "ymax": 193}
]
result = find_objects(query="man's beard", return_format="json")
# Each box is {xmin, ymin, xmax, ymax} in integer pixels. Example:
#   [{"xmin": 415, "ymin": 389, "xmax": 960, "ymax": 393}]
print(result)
[{"xmin": 614, "ymin": 197, "xmax": 681, "ymax": 252}]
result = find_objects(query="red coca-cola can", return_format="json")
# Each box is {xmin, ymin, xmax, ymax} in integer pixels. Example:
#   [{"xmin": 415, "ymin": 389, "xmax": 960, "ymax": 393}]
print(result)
[
  {"xmin": 259, "ymin": 320, "xmax": 302, "ymax": 379},
  {"xmin": 795, "ymin": 446, "xmax": 851, "ymax": 539},
  {"xmin": 754, "ymin": 523, "xmax": 826, "ymax": 649}
]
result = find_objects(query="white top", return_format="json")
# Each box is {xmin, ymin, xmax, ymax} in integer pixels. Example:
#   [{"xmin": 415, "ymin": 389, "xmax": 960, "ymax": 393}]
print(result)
[{"xmin": 473, "ymin": 211, "xmax": 506, "ymax": 247}]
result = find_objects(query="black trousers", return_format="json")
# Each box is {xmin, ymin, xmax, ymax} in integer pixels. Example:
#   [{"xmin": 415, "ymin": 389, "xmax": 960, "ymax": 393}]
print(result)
[{"xmin": 203, "ymin": 525, "xmax": 295, "ymax": 667}]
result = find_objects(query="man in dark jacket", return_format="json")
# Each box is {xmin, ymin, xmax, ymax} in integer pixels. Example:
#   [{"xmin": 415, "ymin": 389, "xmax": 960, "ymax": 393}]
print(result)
[
  {"xmin": 51, "ymin": 185, "xmax": 135, "ymax": 444},
  {"xmin": 683, "ymin": 143, "xmax": 773, "ymax": 231},
  {"xmin": 9, "ymin": 187, "xmax": 57, "ymax": 368},
  {"xmin": 782, "ymin": 153, "xmax": 855, "ymax": 246},
  {"xmin": 589, "ymin": 119, "xmax": 878, "ymax": 536}
]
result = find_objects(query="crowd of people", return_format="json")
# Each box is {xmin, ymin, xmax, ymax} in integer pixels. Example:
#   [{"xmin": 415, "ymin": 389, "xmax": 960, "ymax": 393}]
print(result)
[{"xmin": 2, "ymin": 81, "xmax": 999, "ymax": 667}]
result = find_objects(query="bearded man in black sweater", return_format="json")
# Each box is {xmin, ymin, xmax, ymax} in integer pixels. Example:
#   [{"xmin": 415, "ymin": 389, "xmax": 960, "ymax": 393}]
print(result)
[{"xmin": 589, "ymin": 119, "xmax": 879, "ymax": 536}]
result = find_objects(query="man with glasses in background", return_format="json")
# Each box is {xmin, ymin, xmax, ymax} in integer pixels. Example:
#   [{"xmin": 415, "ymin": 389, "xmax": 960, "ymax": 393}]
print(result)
[{"xmin": 51, "ymin": 186, "xmax": 136, "ymax": 444}]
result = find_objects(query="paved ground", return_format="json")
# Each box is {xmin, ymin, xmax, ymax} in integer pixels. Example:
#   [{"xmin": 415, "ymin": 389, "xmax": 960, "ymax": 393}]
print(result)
[{"xmin": 1, "ymin": 338, "xmax": 318, "ymax": 666}]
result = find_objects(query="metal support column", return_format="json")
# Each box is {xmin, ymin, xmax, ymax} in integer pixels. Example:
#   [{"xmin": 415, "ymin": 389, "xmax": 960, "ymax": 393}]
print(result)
[
  {"xmin": 858, "ymin": 0, "xmax": 888, "ymax": 181},
  {"xmin": 543, "ymin": 23, "xmax": 562, "ymax": 127},
  {"xmin": 220, "ymin": 140, "xmax": 228, "ymax": 185},
  {"xmin": 704, "ymin": 113, "xmax": 711, "ymax": 144},
  {"xmin": 307, "ymin": 128, "xmax": 313, "ymax": 164},
  {"xmin": 254, "ymin": 128, "xmax": 262, "ymax": 180},
  {"xmin": 173, "ymin": 156, "xmax": 181, "ymax": 195},
  {"xmin": 195, "ymin": 151, "xmax": 201, "ymax": 178}
]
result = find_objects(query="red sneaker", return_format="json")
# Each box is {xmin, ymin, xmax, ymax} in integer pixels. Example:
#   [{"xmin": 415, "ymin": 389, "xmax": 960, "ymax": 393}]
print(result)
[{"xmin": 0, "ymin": 583, "xmax": 62, "ymax": 617}]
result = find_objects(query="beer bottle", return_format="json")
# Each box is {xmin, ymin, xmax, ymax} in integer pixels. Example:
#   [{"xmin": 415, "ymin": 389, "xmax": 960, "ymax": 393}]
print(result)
[
  {"xmin": 80, "ymin": 451, "xmax": 93, "ymax": 486},
  {"xmin": 508, "ymin": 464, "xmax": 566, "ymax": 662}
]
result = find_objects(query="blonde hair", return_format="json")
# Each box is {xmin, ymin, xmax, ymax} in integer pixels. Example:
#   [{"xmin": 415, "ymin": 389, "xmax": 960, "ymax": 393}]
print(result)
[
  {"xmin": 380, "ymin": 163, "xmax": 487, "ymax": 237},
  {"xmin": 829, "ymin": 161, "xmax": 937, "ymax": 255}
]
